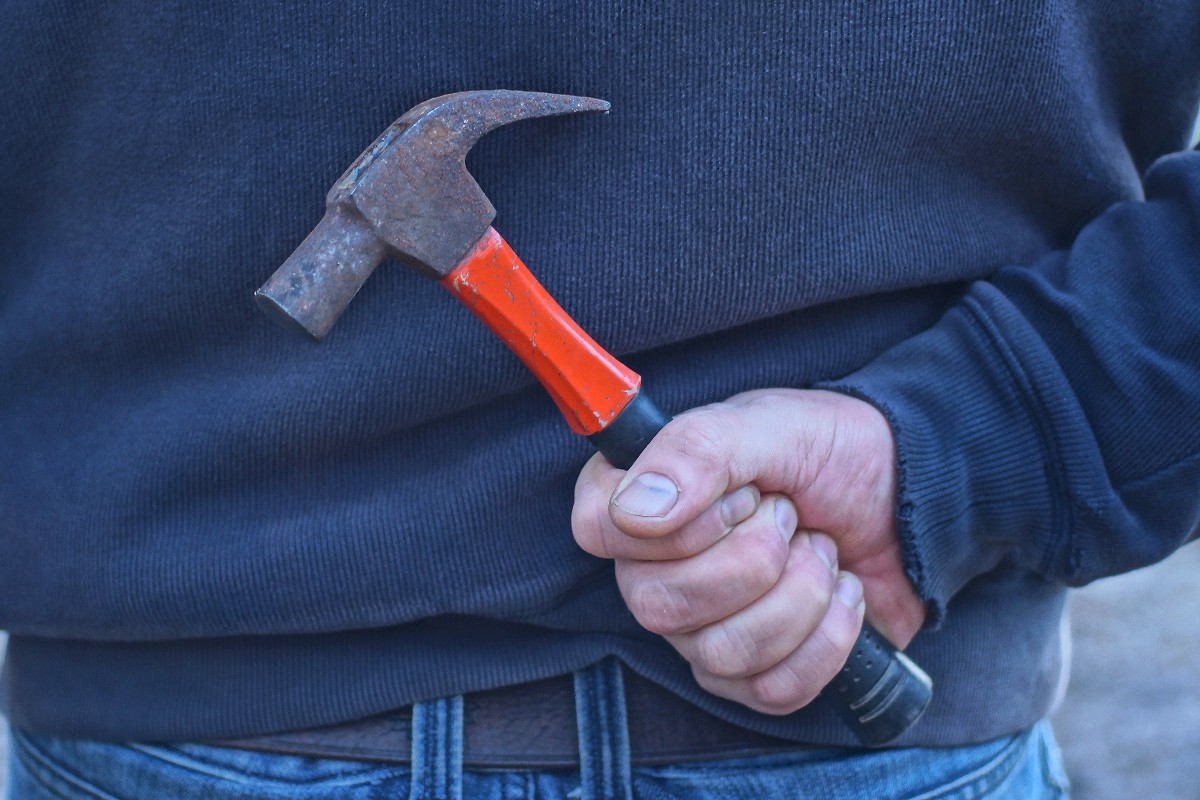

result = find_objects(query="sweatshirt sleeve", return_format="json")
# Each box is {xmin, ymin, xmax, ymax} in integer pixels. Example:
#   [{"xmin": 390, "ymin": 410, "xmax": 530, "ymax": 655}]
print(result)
[{"xmin": 829, "ymin": 148, "xmax": 1200, "ymax": 625}]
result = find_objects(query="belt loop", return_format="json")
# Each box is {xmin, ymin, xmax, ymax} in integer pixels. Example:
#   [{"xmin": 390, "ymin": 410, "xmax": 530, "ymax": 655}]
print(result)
[
  {"xmin": 574, "ymin": 657, "xmax": 634, "ymax": 800},
  {"xmin": 408, "ymin": 695, "xmax": 464, "ymax": 800}
]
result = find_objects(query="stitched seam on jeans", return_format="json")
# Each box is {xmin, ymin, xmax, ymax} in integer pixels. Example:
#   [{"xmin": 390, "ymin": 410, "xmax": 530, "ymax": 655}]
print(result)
[
  {"xmin": 1038, "ymin": 728, "xmax": 1071, "ymax": 794},
  {"xmin": 906, "ymin": 729, "xmax": 1030, "ymax": 800},
  {"xmin": 636, "ymin": 751, "xmax": 836, "ymax": 779},
  {"xmin": 125, "ymin": 743, "xmax": 393, "ymax": 788},
  {"xmin": 11, "ymin": 731, "xmax": 123, "ymax": 800}
]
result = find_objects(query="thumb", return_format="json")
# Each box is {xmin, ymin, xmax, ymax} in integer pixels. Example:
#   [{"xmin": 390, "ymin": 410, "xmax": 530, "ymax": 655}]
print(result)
[{"xmin": 608, "ymin": 403, "xmax": 769, "ymax": 539}]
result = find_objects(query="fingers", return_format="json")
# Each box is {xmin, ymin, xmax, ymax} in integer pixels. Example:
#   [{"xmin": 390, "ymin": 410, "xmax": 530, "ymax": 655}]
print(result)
[
  {"xmin": 610, "ymin": 491, "xmax": 867, "ymax": 716},
  {"xmin": 662, "ymin": 530, "xmax": 838, "ymax": 673},
  {"xmin": 573, "ymin": 451, "xmax": 761, "ymax": 561},
  {"xmin": 614, "ymin": 494, "xmax": 797, "ymax": 634},
  {"xmin": 572, "ymin": 391, "xmax": 886, "ymax": 562},
  {"xmin": 569, "ymin": 387, "xmax": 922, "ymax": 715},
  {"xmin": 572, "ymin": 390, "xmax": 902, "ymax": 570},
  {"xmin": 692, "ymin": 571, "xmax": 866, "ymax": 716}
]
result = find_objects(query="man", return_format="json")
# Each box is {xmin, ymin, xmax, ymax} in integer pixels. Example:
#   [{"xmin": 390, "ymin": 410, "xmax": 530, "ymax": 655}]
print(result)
[{"xmin": 2, "ymin": 2, "xmax": 1198, "ymax": 797}]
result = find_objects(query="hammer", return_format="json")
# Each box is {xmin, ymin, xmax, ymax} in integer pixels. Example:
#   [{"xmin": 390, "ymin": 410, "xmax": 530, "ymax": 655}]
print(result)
[{"xmin": 254, "ymin": 89, "xmax": 932, "ymax": 746}]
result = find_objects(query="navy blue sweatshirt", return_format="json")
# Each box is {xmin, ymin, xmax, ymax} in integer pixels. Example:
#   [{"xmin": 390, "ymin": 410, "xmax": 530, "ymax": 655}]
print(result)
[{"xmin": 2, "ymin": 1, "xmax": 1199, "ymax": 746}]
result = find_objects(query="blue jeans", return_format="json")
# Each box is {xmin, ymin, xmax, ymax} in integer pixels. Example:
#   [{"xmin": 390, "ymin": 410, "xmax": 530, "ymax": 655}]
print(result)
[{"xmin": 6, "ymin": 661, "xmax": 1070, "ymax": 799}]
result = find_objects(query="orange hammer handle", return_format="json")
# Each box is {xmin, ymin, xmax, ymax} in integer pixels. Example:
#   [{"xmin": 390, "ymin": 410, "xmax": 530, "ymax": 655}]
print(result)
[{"xmin": 441, "ymin": 227, "xmax": 640, "ymax": 437}]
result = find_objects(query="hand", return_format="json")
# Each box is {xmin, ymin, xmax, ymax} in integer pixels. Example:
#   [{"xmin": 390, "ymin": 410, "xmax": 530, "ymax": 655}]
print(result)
[{"xmin": 571, "ymin": 388, "xmax": 925, "ymax": 715}]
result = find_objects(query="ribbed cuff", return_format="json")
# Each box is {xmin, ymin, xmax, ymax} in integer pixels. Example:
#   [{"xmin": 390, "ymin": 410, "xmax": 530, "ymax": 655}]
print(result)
[{"xmin": 825, "ymin": 288, "xmax": 1066, "ymax": 625}]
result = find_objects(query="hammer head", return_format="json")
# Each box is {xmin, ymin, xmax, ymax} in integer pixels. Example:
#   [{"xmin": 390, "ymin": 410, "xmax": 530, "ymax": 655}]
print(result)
[{"xmin": 255, "ymin": 90, "xmax": 609, "ymax": 341}]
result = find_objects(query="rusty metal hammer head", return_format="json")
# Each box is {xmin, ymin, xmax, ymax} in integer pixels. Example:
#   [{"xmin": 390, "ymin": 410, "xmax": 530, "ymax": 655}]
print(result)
[{"xmin": 255, "ymin": 90, "xmax": 609, "ymax": 340}]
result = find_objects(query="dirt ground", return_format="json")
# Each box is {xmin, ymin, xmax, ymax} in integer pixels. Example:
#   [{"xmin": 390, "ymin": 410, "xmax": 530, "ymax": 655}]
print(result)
[{"xmin": 2, "ymin": 544, "xmax": 1197, "ymax": 798}]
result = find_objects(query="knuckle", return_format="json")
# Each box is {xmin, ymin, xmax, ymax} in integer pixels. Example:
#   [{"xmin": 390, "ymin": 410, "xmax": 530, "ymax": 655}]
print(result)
[
  {"xmin": 626, "ymin": 576, "xmax": 696, "ymax": 635},
  {"xmin": 689, "ymin": 664, "xmax": 722, "ymax": 696},
  {"xmin": 661, "ymin": 409, "xmax": 732, "ymax": 467},
  {"xmin": 795, "ymin": 551, "xmax": 836, "ymax": 606},
  {"xmin": 695, "ymin": 623, "xmax": 760, "ymax": 678},
  {"xmin": 570, "ymin": 497, "xmax": 615, "ymax": 558},
  {"xmin": 817, "ymin": 609, "xmax": 862, "ymax": 656},
  {"xmin": 748, "ymin": 668, "xmax": 818, "ymax": 715},
  {"xmin": 735, "ymin": 527, "xmax": 789, "ymax": 590}
]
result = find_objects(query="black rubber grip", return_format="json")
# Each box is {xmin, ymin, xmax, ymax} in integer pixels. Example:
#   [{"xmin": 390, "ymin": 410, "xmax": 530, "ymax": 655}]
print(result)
[
  {"xmin": 826, "ymin": 622, "xmax": 932, "ymax": 746},
  {"xmin": 587, "ymin": 392, "xmax": 672, "ymax": 470},
  {"xmin": 588, "ymin": 390, "xmax": 932, "ymax": 746}
]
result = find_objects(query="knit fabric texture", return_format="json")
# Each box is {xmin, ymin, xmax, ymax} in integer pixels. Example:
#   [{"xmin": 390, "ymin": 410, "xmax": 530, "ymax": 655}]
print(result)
[{"xmin": 2, "ymin": 1, "xmax": 1199, "ymax": 746}]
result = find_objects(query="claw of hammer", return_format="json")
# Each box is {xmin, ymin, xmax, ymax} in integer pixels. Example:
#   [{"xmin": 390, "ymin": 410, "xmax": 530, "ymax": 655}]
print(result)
[{"xmin": 256, "ymin": 90, "xmax": 609, "ymax": 341}]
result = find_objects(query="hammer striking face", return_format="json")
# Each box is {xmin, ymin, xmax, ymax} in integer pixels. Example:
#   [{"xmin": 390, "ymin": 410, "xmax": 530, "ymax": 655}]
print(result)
[{"xmin": 255, "ymin": 90, "xmax": 609, "ymax": 341}]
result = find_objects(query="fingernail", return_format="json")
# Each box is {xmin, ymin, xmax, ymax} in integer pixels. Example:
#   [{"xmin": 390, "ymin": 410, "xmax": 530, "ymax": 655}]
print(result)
[
  {"xmin": 613, "ymin": 473, "xmax": 679, "ymax": 517},
  {"xmin": 774, "ymin": 497, "xmax": 797, "ymax": 542},
  {"xmin": 810, "ymin": 533, "xmax": 837, "ymax": 574},
  {"xmin": 834, "ymin": 572, "xmax": 865, "ymax": 616},
  {"xmin": 719, "ymin": 486, "xmax": 759, "ymax": 527}
]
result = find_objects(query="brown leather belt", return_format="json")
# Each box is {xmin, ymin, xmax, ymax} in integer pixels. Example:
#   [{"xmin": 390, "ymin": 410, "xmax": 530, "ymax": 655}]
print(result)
[{"xmin": 218, "ymin": 671, "xmax": 800, "ymax": 769}]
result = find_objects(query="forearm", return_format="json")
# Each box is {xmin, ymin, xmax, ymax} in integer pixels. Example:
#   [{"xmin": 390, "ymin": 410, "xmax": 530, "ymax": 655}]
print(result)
[{"xmin": 831, "ymin": 148, "xmax": 1200, "ymax": 623}]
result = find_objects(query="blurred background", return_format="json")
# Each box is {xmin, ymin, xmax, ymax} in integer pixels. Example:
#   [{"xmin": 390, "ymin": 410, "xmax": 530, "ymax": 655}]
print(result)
[
  {"xmin": 1049, "ymin": 543, "xmax": 1200, "ymax": 799},
  {"xmin": 1, "ymin": 542, "xmax": 1198, "ymax": 797}
]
